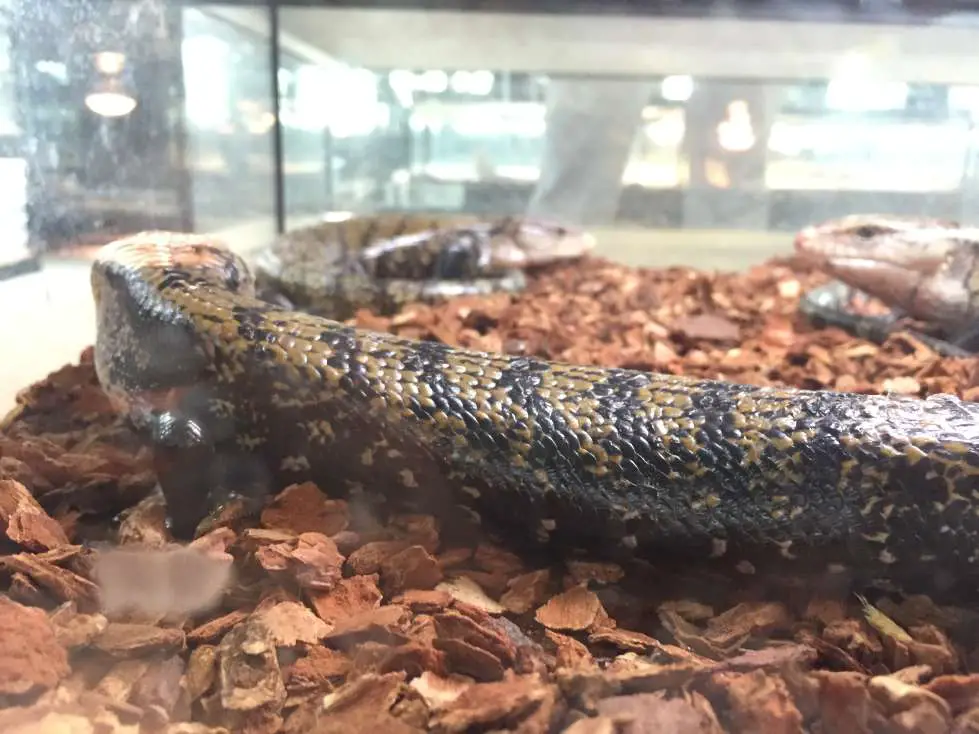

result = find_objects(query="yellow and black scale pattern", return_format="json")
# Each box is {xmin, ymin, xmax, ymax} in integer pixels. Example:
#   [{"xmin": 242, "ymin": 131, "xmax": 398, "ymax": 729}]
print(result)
[
  {"xmin": 92, "ymin": 232, "xmax": 979, "ymax": 600},
  {"xmin": 252, "ymin": 213, "xmax": 592, "ymax": 319}
]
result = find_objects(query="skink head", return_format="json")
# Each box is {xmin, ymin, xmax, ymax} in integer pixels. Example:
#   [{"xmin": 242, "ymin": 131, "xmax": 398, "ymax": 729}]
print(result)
[
  {"xmin": 485, "ymin": 218, "xmax": 597, "ymax": 269},
  {"xmin": 93, "ymin": 231, "xmax": 255, "ymax": 297},
  {"xmin": 794, "ymin": 214, "xmax": 963, "ymax": 274},
  {"xmin": 91, "ymin": 232, "xmax": 257, "ymax": 408},
  {"xmin": 793, "ymin": 214, "xmax": 978, "ymax": 323}
]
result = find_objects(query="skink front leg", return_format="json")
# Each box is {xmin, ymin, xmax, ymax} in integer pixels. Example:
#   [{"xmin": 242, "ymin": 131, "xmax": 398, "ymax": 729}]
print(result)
[
  {"xmin": 799, "ymin": 281, "xmax": 901, "ymax": 343},
  {"xmin": 800, "ymin": 283, "xmax": 975, "ymax": 357},
  {"xmin": 150, "ymin": 412, "xmax": 220, "ymax": 539},
  {"xmin": 143, "ymin": 386, "xmax": 276, "ymax": 539}
]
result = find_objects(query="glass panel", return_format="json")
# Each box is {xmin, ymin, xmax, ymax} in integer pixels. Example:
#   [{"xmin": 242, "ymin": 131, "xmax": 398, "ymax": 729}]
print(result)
[
  {"xmin": 12, "ymin": 1, "xmax": 184, "ymax": 251},
  {"xmin": 2, "ymin": 0, "xmax": 277, "ymax": 404},
  {"xmin": 7, "ymin": 1, "xmax": 276, "ymax": 254},
  {"xmin": 275, "ymin": 6, "xmax": 979, "ymax": 247},
  {"xmin": 181, "ymin": 5, "xmax": 276, "ymax": 242}
]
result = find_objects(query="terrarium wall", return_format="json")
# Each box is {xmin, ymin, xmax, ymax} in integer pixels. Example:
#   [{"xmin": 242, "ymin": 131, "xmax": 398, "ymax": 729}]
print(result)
[
  {"xmin": 8, "ymin": 5, "xmax": 979, "ymax": 732},
  {"xmin": 5, "ymin": 2, "xmax": 979, "ymax": 264}
]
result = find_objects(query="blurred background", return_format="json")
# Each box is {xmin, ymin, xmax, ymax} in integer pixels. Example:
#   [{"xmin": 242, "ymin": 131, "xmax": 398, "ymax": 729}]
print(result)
[{"xmin": 4, "ymin": 0, "xmax": 979, "ymax": 404}]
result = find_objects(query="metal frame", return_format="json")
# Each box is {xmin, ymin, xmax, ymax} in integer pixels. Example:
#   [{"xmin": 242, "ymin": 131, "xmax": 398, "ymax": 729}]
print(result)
[
  {"xmin": 12, "ymin": 0, "xmax": 979, "ymax": 243},
  {"xmin": 258, "ymin": 0, "xmax": 979, "ymax": 25}
]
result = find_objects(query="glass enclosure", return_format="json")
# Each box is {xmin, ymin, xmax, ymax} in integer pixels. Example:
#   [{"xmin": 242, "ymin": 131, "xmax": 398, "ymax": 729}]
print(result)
[
  {"xmin": 5, "ymin": 1, "xmax": 979, "ymax": 272},
  {"xmin": 8, "ymin": 4, "xmax": 979, "ymax": 732}
]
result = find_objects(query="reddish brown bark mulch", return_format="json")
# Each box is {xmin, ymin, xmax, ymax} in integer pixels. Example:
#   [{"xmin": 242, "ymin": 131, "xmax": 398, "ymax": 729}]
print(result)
[{"xmin": 1, "ymin": 254, "xmax": 978, "ymax": 733}]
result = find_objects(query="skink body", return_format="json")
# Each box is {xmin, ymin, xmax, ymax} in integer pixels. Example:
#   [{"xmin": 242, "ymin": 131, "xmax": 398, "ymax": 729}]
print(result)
[
  {"xmin": 92, "ymin": 231, "xmax": 979, "ymax": 600},
  {"xmin": 253, "ymin": 214, "xmax": 596, "ymax": 319}
]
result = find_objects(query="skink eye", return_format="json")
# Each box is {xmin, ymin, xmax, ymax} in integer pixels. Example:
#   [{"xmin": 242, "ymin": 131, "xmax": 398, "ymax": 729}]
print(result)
[{"xmin": 855, "ymin": 225, "xmax": 881, "ymax": 239}]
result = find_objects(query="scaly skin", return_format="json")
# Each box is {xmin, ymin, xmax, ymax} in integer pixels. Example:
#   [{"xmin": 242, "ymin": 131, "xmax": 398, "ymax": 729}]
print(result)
[
  {"xmin": 253, "ymin": 214, "xmax": 596, "ymax": 319},
  {"xmin": 794, "ymin": 214, "xmax": 979, "ymax": 355},
  {"xmin": 92, "ymin": 232, "xmax": 979, "ymax": 600}
]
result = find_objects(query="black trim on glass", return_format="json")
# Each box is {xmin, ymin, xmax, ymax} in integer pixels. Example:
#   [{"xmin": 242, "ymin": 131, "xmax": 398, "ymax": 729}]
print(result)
[
  {"xmin": 269, "ymin": 2, "xmax": 285, "ymax": 234},
  {"xmin": 0, "ymin": 254, "xmax": 40, "ymax": 281},
  {"xmin": 264, "ymin": 0, "xmax": 979, "ymax": 27},
  {"xmin": 170, "ymin": 7, "xmax": 195, "ymax": 233},
  {"xmin": 154, "ymin": 0, "xmax": 979, "ymax": 28}
]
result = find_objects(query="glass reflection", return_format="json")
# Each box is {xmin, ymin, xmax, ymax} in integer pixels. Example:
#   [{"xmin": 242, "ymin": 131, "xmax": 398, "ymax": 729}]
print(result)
[
  {"xmin": 4, "ymin": 2, "xmax": 979, "ymax": 250},
  {"xmin": 6, "ymin": 1, "xmax": 278, "ymax": 256}
]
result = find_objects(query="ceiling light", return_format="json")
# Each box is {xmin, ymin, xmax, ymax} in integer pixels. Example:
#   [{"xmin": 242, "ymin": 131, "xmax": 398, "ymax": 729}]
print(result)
[
  {"xmin": 661, "ymin": 75, "xmax": 693, "ymax": 102},
  {"xmin": 85, "ymin": 77, "xmax": 137, "ymax": 117},
  {"xmin": 94, "ymin": 51, "xmax": 127, "ymax": 75}
]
